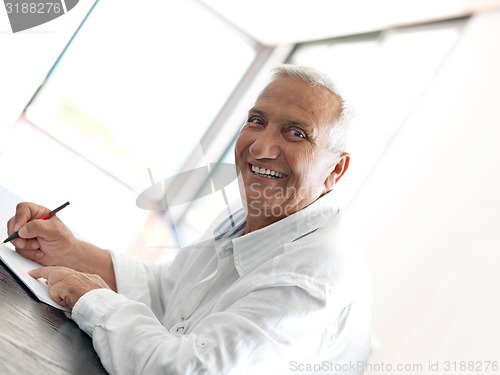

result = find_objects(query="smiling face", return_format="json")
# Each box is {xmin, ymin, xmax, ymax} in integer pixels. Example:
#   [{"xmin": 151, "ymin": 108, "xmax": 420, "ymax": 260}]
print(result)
[{"xmin": 235, "ymin": 76, "xmax": 350, "ymax": 233}]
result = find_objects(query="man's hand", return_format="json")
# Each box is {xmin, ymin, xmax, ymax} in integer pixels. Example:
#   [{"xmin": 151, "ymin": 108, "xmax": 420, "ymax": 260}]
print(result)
[
  {"xmin": 6, "ymin": 202, "xmax": 80, "ymax": 267},
  {"xmin": 29, "ymin": 266, "xmax": 111, "ymax": 308},
  {"xmin": 8, "ymin": 202, "xmax": 118, "ymax": 291}
]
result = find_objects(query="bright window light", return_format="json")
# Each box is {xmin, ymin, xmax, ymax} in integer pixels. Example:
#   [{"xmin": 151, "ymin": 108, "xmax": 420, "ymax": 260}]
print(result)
[
  {"xmin": 25, "ymin": 0, "xmax": 256, "ymax": 192},
  {"xmin": 290, "ymin": 19, "xmax": 465, "ymax": 206}
]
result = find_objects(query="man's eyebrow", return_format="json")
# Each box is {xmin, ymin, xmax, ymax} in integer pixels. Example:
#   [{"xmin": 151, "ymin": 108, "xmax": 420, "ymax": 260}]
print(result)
[
  {"xmin": 247, "ymin": 108, "xmax": 266, "ymax": 116},
  {"xmin": 247, "ymin": 108, "xmax": 316, "ymax": 135},
  {"xmin": 284, "ymin": 119, "xmax": 312, "ymax": 128},
  {"xmin": 249, "ymin": 108, "xmax": 312, "ymax": 127}
]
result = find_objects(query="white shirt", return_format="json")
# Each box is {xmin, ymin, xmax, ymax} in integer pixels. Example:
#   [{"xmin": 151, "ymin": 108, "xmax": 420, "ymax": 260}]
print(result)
[{"xmin": 72, "ymin": 193, "xmax": 372, "ymax": 374}]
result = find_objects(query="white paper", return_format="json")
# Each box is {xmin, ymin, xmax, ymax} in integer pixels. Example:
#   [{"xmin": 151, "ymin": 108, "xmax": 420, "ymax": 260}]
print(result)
[
  {"xmin": 0, "ymin": 243, "xmax": 70, "ymax": 311},
  {"xmin": 0, "ymin": 185, "xmax": 70, "ymax": 311}
]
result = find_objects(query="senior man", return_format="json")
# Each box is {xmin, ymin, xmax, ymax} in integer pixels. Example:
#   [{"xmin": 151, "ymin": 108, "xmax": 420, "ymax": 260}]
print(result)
[{"xmin": 8, "ymin": 64, "xmax": 371, "ymax": 374}]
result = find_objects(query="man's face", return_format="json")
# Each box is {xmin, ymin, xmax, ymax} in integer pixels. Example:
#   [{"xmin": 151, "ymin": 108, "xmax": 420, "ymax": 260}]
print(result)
[{"xmin": 235, "ymin": 76, "xmax": 349, "ymax": 231}]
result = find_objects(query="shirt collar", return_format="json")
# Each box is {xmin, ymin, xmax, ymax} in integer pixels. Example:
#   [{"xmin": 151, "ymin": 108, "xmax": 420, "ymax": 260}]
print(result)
[
  {"xmin": 214, "ymin": 192, "xmax": 340, "ymax": 277},
  {"xmin": 213, "ymin": 208, "xmax": 246, "ymax": 242}
]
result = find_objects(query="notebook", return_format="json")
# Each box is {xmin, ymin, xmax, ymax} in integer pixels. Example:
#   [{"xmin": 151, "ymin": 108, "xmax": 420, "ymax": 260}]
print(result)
[{"xmin": 0, "ymin": 185, "xmax": 70, "ymax": 311}]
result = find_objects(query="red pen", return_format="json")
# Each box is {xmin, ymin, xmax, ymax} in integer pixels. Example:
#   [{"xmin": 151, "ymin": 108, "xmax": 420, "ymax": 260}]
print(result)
[{"xmin": 2, "ymin": 202, "xmax": 70, "ymax": 244}]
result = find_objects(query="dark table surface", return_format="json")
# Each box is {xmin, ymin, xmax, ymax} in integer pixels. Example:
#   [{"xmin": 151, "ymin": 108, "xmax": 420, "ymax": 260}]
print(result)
[{"xmin": 0, "ymin": 260, "xmax": 107, "ymax": 374}]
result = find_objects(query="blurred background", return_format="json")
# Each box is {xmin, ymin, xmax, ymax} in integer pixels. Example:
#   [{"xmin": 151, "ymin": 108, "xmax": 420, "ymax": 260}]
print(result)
[{"xmin": 1, "ymin": 0, "xmax": 499, "ymax": 372}]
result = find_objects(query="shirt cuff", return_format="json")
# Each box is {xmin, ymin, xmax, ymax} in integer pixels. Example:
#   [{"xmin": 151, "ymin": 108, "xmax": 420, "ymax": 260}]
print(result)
[
  {"xmin": 72, "ymin": 288, "xmax": 129, "ymax": 337},
  {"xmin": 109, "ymin": 250, "xmax": 148, "ymax": 298}
]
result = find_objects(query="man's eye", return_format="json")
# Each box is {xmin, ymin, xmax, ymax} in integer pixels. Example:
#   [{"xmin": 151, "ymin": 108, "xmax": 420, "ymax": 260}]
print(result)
[
  {"xmin": 248, "ymin": 117, "xmax": 264, "ymax": 125},
  {"xmin": 291, "ymin": 129, "xmax": 306, "ymax": 139}
]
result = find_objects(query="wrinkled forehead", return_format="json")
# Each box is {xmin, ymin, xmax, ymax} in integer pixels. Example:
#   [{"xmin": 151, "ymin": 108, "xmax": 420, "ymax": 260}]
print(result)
[{"xmin": 256, "ymin": 76, "xmax": 342, "ymax": 123}]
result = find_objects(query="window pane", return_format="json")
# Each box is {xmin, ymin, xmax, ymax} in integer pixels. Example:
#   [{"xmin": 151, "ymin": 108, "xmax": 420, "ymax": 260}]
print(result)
[
  {"xmin": 26, "ymin": 0, "xmax": 256, "ymax": 192},
  {"xmin": 290, "ymin": 19, "xmax": 465, "ymax": 205}
]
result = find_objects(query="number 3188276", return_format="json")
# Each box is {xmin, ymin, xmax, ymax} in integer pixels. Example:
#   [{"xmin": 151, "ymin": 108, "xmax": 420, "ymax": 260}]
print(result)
[
  {"xmin": 5, "ymin": 3, "xmax": 62, "ymax": 14},
  {"xmin": 443, "ymin": 361, "xmax": 498, "ymax": 372}
]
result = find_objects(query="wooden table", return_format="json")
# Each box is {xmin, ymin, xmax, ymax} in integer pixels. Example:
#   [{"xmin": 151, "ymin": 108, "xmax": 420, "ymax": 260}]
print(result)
[{"xmin": 0, "ymin": 260, "xmax": 107, "ymax": 374}]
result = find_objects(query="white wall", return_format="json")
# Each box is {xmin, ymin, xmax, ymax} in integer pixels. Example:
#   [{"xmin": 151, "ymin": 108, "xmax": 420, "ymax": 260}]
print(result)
[
  {"xmin": 199, "ymin": 0, "xmax": 500, "ymax": 44},
  {"xmin": 345, "ymin": 9, "xmax": 500, "ymax": 370}
]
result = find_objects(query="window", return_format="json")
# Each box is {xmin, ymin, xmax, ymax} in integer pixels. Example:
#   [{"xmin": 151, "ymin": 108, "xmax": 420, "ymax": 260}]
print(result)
[
  {"xmin": 289, "ymin": 18, "xmax": 466, "ymax": 205},
  {"xmin": 22, "ymin": 0, "xmax": 257, "ymax": 255},
  {"xmin": 26, "ymin": 0, "xmax": 256, "ymax": 192}
]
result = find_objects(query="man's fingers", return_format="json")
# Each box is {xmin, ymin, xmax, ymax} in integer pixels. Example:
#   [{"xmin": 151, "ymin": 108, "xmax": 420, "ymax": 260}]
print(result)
[
  {"xmin": 17, "ymin": 216, "xmax": 64, "ymax": 241},
  {"xmin": 48, "ymin": 281, "xmax": 69, "ymax": 307},
  {"xmin": 6, "ymin": 202, "xmax": 50, "ymax": 242},
  {"xmin": 18, "ymin": 220, "xmax": 44, "ymax": 240},
  {"xmin": 11, "ymin": 237, "xmax": 26, "ymax": 249},
  {"xmin": 28, "ymin": 266, "xmax": 66, "ymax": 280},
  {"xmin": 6, "ymin": 216, "xmax": 16, "ymax": 236},
  {"xmin": 12, "ymin": 236, "xmax": 43, "ymax": 252},
  {"xmin": 16, "ymin": 248, "xmax": 44, "ymax": 262},
  {"xmin": 29, "ymin": 267, "xmax": 69, "ymax": 307},
  {"xmin": 12, "ymin": 202, "xmax": 49, "ymax": 233},
  {"xmin": 28, "ymin": 266, "xmax": 98, "ymax": 308},
  {"xmin": 14, "ymin": 238, "xmax": 41, "ymax": 251},
  {"xmin": 28, "ymin": 266, "xmax": 50, "ymax": 280}
]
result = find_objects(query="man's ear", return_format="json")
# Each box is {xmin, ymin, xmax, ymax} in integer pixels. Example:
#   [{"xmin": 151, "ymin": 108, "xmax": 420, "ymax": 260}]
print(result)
[{"xmin": 324, "ymin": 152, "xmax": 350, "ymax": 192}]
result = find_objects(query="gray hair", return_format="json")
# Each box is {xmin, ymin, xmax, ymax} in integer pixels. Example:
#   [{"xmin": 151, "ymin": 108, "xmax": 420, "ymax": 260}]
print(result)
[{"xmin": 270, "ymin": 64, "xmax": 353, "ymax": 154}]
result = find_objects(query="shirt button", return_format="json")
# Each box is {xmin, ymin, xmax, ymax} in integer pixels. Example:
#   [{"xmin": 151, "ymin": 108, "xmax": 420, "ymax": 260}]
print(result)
[
  {"xmin": 176, "ymin": 326, "xmax": 185, "ymax": 334},
  {"xmin": 180, "ymin": 315, "xmax": 186, "ymax": 322}
]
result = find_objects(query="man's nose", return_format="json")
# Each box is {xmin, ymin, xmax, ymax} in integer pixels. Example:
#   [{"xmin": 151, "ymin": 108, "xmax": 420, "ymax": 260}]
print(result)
[{"xmin": 248, "ymin": 129, "xmax": 280, "ymax": 159}]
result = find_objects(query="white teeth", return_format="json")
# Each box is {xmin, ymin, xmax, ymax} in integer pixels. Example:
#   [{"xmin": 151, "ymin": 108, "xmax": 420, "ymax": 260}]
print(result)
[{"xmin": 251, "ymin": 165, "xmax": 285, "ymax": 178}]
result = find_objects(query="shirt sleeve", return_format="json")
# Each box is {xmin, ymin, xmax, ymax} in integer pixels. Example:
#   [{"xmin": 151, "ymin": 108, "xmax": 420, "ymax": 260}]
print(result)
[
  {"xmin": 108, "ymin": 250, "xmax": 176, "ymax": 319},
  {"xmin": 71, "ymin": 281, "xmax": 347, "ymax": 375}
]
